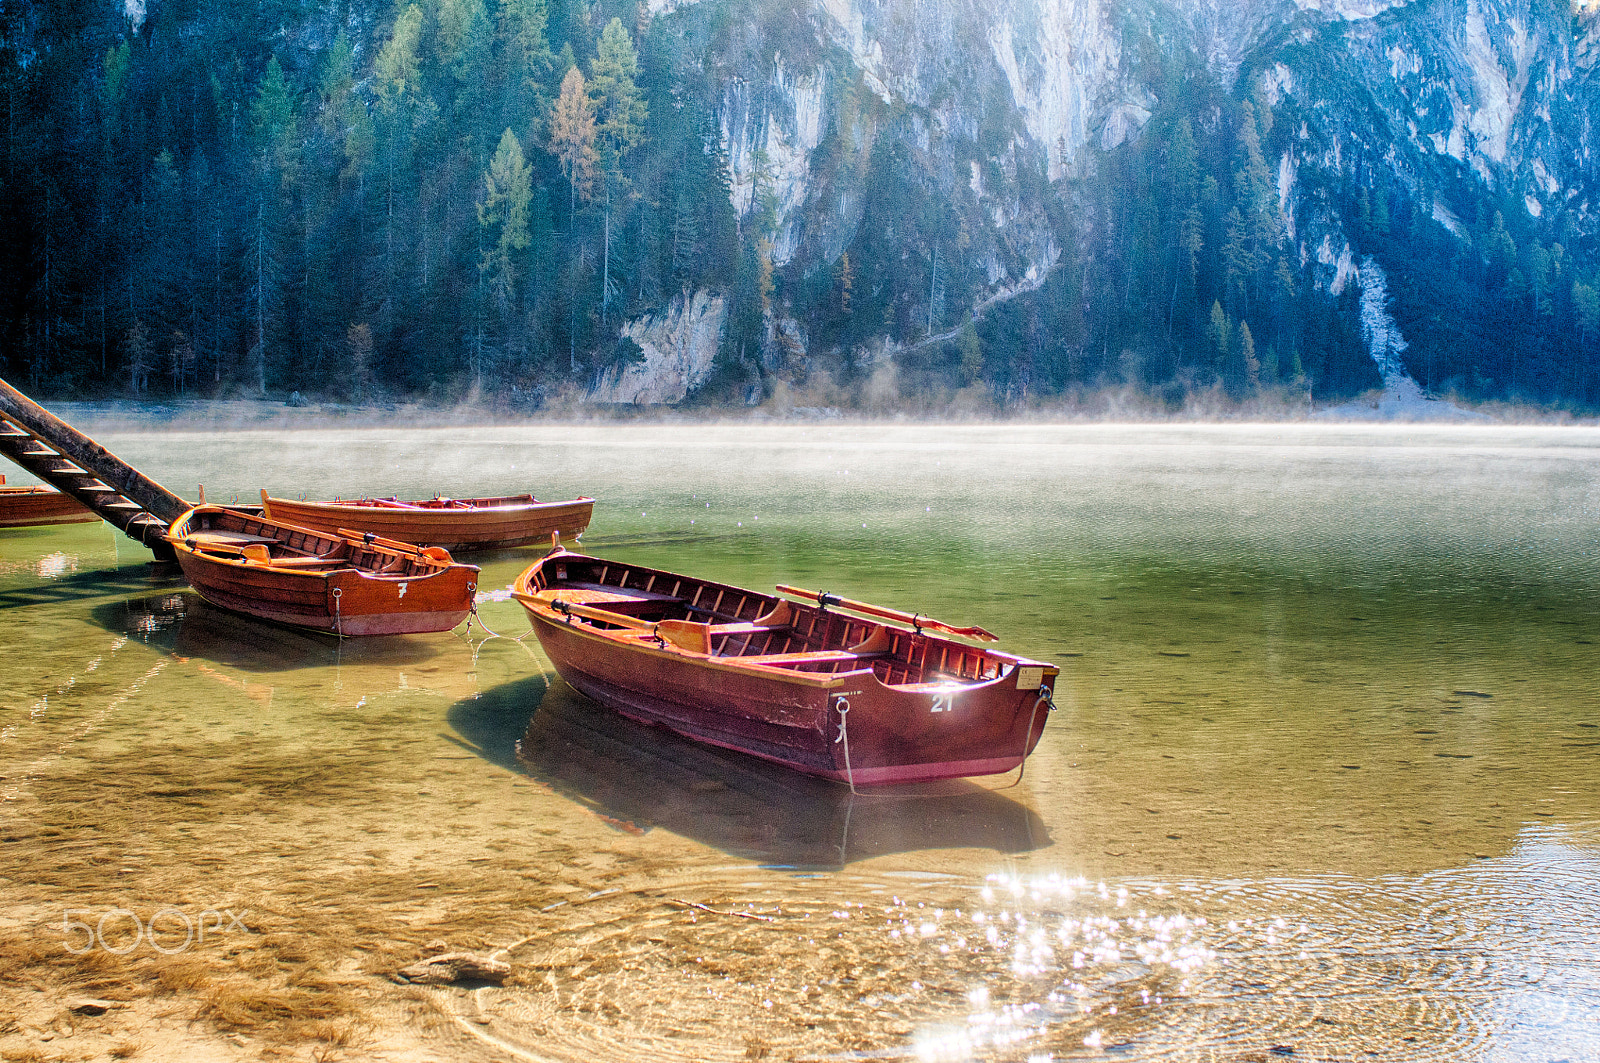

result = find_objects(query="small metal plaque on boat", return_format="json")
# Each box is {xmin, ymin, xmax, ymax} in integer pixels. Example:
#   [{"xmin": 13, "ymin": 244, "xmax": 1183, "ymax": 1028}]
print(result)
[{"xmin": 1014, "ymin": 666, "xmax": 1045, "ymax": 690}]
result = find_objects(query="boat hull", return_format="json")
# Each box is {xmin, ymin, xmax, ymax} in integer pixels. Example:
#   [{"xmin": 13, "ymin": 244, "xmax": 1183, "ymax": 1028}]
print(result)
[
  {"xmin": 515, "ymin": 552, "xmax": 1057, "ymax": 786},
  {"xmin": 261, "ymin": 494, "xmax": 594, "ymax": 551},
  {"xmin": 0, "ymin": 485, "xmax": 100, "ymax": 528},
  {"xmin": 169, "ymin": 507, "xmax": 478, "ymax": 636}
]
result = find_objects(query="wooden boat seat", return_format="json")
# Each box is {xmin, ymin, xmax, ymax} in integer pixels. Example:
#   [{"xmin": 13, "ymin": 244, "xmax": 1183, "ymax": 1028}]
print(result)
[
  {"xmin": 561, "ymin": 580, "xmax": 683, "ymax": 602},
  {"xmin": 261, "ymin": 555, "xmax": 346, "ymax": 569},
  {"xmin": 549, "ymin": 582, "xmax": 684, "ymax": 618},
  {"xmin": 185, "ymin": 530, "xmax": 279, "ymax": 547},
  {"xmin": 736, "ymin": 650, "xmax": 879, "ymax": 666},
  {"xmin": 707, "ymin": 622, "xmax": 787, "ymax": 636}
]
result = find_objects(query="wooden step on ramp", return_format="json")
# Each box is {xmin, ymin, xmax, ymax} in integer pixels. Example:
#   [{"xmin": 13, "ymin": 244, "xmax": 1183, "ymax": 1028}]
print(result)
[{"xmin": 0, "ymin": 376, "xmax": 190, "ymax": 560}]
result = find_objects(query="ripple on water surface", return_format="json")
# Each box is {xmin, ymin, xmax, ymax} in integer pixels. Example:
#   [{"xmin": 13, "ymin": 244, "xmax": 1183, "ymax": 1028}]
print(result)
[{"xmin": 440, "ymin": 825, "xmax": 1599, "ymax": 1062}]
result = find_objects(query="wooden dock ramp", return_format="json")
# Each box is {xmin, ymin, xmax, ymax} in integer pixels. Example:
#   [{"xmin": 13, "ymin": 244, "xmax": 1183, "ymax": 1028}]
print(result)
[{"xmin": 0, "ymin": 376, "xmax": 188, "ymax": 559}]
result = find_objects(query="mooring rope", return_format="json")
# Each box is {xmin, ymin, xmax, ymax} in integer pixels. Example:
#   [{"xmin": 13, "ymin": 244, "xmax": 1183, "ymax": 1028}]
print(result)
[
  {"xmin": 833, "ymin": 696, "xmax": 859, "ymax": 795},
  {"xmin": 458, "ymin": 586, "xmax": 539, "ymax": 670},
  {"xmin": 462, "ymin": 582, "xmax": 506, "ymax": 638},
  {"xmin": 998, "ymin": 684, "xmax": 1057, "ymax": 790}
]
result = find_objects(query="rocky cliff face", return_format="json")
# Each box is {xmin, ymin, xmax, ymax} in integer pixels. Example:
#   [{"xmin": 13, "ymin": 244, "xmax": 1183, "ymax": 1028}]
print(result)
[
  {"xmin": 617, "ymin": 0, "xmax": 1598, "ymax": 402},
  {"xmin": 712, "ymin": 0, "xmax": 1595, "ymax": 246},
  {"xmin": 595, "ymin": 292, "xmax": 729, "ymax": 405}
]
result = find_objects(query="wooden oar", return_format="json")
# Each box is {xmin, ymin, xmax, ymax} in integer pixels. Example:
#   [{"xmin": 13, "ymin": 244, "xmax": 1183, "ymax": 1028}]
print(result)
[
  {"xmin": 333, "ymin": 526, "xmax": 448, "ymax": 558},
  {"xmin": 509, "ymin": 591, "xmax": 653, "ymax": 629},
  {"xmin": 774, "ymin": 585, "xmax": 998, "ymax": 642}
]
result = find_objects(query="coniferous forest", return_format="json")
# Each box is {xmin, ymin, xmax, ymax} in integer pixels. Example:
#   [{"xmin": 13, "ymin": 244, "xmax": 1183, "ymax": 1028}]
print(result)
[{"xmin": 2, "ymin": 0, "xmax": 1598, "ymax": 412}]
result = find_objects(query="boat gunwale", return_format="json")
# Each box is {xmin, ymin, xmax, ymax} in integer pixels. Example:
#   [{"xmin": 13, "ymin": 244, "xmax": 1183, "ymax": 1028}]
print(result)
[
  {"xmin": 0, "ymin": 483, "xmax": 102, "ymax": 526},
  {"xmin": 513, "ymin": 549, "xmax": 1055, "ymax": 692},
  {"xmin": 263, "ymin": 493, "xmax": 595, "ymax": 516},
  {"xmin": 167, "ymin": 504, "xmax": 480, "ymax": 635},
  {"xmin": 259, "ymin": 493, "xmax": 596, "ymax": 550},
  {"xmin": 167, "ymin": 505, "xmax": 468, "ymax": 581}
]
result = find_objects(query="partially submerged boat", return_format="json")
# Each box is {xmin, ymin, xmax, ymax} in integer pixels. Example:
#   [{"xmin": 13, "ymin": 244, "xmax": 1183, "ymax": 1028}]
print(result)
[
  {"xmin": 259, "ymin": 491, "xmax": 594, "ymax": 551},
  {"xmin": 512, "ymin": 544, "xmax": 1059, "ymax": 786},
  {"xmin": 0, "ymin": 474, "xmax": 99, "ymax": 528},
  {"xmin": 167, "ymin": 505, "xmax": 479, "ymax": 636}
]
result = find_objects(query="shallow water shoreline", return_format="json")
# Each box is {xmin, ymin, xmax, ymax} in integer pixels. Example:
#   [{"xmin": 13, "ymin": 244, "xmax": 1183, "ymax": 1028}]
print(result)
[{"xmin": 2, "ymin": 422, "xmax": 1597, "ymax": 1061}]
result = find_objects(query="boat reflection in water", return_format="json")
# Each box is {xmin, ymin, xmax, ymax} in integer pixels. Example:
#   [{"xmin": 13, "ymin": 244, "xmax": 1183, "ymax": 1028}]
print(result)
[
  {"xmin": 96, "ymin": 591, "xmax": 479, "ymax": 700},
  {"xmin": 464, "ymin": 676, "xmax": 1049, "ymax": 870}
]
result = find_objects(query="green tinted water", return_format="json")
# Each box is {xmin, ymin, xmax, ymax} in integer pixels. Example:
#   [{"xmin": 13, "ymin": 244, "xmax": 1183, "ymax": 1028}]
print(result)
[{"xmin": 2, "ymin": 422, "xmax": 1597, "ymax": 1061}]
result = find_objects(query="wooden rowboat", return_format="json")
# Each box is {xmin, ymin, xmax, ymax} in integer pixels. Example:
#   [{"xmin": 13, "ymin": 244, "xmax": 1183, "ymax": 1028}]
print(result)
[
  {"xmin": 512, "ymin": 545, "xmax": 1060, "ymax": 786},
  {"xmin": 167, "ymin": 505, "xmax": 480, "ymax": 636},
  {"xmin": 258, "ymin": 491, "xmax": 594, "ymax": 551},
  {"xmin": 0, "ymin": 474, "xmax": 99, "ymax": 528}
]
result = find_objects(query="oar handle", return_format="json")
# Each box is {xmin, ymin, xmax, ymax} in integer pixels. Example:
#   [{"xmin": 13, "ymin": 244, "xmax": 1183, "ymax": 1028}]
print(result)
[
  {"xmin": 775, "ymin": 584, "xmax": 998, "ymax": 642},
  {"xmin": 510, "ymin": 591, "xmax": 653, "ymax": 630},
  {"xmin": 334, "ymin": 527, "xmax": 435, "ymax": 556}
]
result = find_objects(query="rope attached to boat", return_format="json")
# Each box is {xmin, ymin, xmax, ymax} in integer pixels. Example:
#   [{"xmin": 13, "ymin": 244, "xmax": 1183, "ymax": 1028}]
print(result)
[
  {"xmin": 331, "ymin": 587, "xmax": 343, "ymax": 638},
  {"xmin": 1001, "ymin": 684, "xmax": 1057, "ymax": 789},
  {"xmin": 459, "ymin": 584, "xmax": 538, "ymax": 652},
  {"xmin": 833, "ymin": 696, "xmax": 858, "ymax": 795},
  {"xmin": 463, "ymin": 582, "xmax": 506, "ymax": 638}
]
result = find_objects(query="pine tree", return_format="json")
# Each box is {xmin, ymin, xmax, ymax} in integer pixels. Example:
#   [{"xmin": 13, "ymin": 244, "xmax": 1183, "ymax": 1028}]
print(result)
[
  {"xmin": 478, "ymin": 128, "xmax": 532, "ymax": 386},
  {"xmin": 375, "ymin": 5, "xmax": 427, "ymax": 351},
  {"xmin": 101, "ymin": 41, "xmax": 131, "ymax": 144},
  {"xmin": 757, "ymin": 238, "xmax": 775, "ymax": 319},
  {"xmin": 249, "ymin": 56, "xmax": 302, "ymax": 394},
  {"xmin": 1239, "ymin": 320, "xmax": 1259, "ymax": 389},
  {"xmin": 251, "ymin": 56, "xmax": 300, "ymax": 186},
  {"xmin": 589, "ymin": 19, "xmax": 645, "ymax": 324},
  {"xmin": 1233, "ymin": 102, "xmax": 1276, "ymax": 314},
  {"xmin": 957, "ymin": 321, "xmax": 982, "ymax": 386},
  {"xmin": 481, "ymin": 128, "xmax": 532, "ymax": 306},
  {"xmin": 346, "ymin": 322, "xmax": 373, "ymax": 401},
  {"xmin": 436, "ymin": 0, "xmax": 492, "ymax": 92},
  {"xmin": 549, "ymin": 66, "xmax": 596, "ymax": 222},
  {"xmin": 1574, "ymin": 280, "xmax": 1599, "ymax": 347},
  {"xmin": 497, "ymin": 0, "xmax": 551, "ymax": 136},
  {"xmin": 1223, "ymin": 207, "xmax": 1248, "ymax": 312},
  {"xmin": 500, "ymin": 0, "xmax": 551, "ymax": 79},
  {"xmin": 126, "ymin": 319, "xmax": 151, "ymax": 395},
  {"xmin": 1168, "ymin": 117, "xmax": 1202, "ymax": 326},
  {"xmin": 1209, "ymin": 300, "xmax": 1231, "ymax": 379},
  {"xmin": 590, "ymin": 19, "xmax": 645, "ymax": 162},
  {"xmin": 670, "ymin": 184, "xmax": 700, "ymax": 290},
  {"xmin": 550, "ymin": 64, "xmax": 597, "ymax": 370}
]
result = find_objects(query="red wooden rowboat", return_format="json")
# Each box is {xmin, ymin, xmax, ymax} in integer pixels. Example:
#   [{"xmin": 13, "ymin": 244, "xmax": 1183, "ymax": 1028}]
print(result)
[
  {"xmin": 166, "ymin": 505, "xmax": 479, "ymax": 636},
  {"xmin": 0, "ymin": 474, "xmax": 99, "ymax": 528},
  {"xmin": 512, "ymin": 545, "xmax": 1060, "ymax": 786},
  {"xmin": 258, "ymin": 491, "xmax": 594, "ymax": 551}
]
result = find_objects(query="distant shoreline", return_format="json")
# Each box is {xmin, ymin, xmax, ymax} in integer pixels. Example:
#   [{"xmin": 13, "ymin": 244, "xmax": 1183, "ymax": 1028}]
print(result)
[{"xmin": 29, "ymin": 390, "xmax": 1596, "ymax": 432}]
